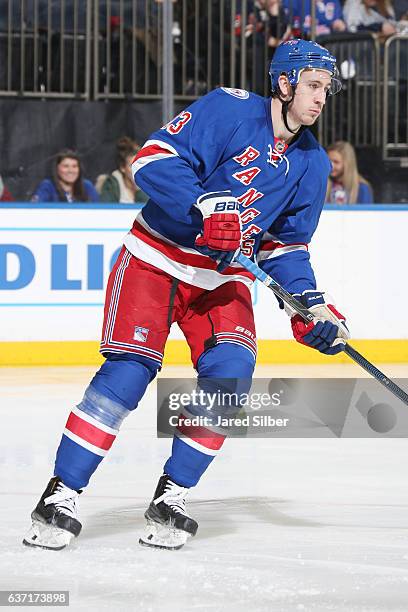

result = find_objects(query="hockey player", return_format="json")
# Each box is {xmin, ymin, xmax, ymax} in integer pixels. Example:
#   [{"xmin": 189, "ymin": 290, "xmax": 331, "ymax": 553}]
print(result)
[{"xmin": 23, "ymin": 39, "xmax": 350, "ymax": 551}]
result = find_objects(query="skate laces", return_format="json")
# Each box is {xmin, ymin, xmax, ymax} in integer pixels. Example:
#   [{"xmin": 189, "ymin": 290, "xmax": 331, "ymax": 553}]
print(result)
[
  {"xmin": 44, "ymin": 482, "xmax": 79, "ymax": 518},
  {"xmin": 155, "ymin": 480, "xmax": 189, "ymax": 516}
]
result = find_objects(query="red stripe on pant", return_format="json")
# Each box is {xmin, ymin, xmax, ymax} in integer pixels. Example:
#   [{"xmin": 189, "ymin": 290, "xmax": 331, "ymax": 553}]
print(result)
[
  {"xmin": 176, "ymin": 414, "xmax": 226, "ymax": 451},
  {"xmin": 66, "ymin": 412, "xmax": 116, "ymax": 451}
]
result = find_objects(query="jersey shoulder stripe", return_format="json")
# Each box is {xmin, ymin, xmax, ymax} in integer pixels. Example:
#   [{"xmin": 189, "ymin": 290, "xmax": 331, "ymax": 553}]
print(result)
[{"xmin": 132, "ymin": 139, "xmax": 178, "ymax": 175}]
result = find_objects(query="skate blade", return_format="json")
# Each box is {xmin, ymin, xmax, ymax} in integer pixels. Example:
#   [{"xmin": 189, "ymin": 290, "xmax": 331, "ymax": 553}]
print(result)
[
  {"xmin": 22, "ymin": 520, "xmax": 74, "ymax": 551},
  {"xmin": 139, "ymin": 520, "xmax": 189, "ymax": 550}
]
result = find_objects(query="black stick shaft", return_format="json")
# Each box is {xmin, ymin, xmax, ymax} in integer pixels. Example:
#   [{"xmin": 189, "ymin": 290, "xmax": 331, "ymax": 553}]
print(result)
[
  {"xmin": 235, "ymin": 253, "xmax": 408, "ymax": 406},
  {"xmin": 344, "ymin": 345, "xmax": 408, "ymax": 405}
]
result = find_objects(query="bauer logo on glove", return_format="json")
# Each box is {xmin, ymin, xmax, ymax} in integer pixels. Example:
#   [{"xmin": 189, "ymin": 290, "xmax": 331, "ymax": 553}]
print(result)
[
  {"xmin": 286, "ymin": 290, "xmax": 350, "ymax": 355},
  {"xmin": 194, "ymin": 191, "xmax": 242, "ymax": 272}
]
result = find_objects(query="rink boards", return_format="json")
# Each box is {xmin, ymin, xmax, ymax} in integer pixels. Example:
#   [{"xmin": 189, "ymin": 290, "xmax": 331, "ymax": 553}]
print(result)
[{"xmin": 0, "ymin": 203, "xmax": 407, "ymax": 366}]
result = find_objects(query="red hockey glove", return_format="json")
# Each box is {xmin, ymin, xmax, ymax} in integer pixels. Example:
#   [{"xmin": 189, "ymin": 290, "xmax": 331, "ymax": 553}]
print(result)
[
  {"xmin": 195, "ymin": 191, "xmax": 241, "ymax": 272},
  {"xmin": 287, "ymin": 290, "xmax": 350, "ymax": 355}
]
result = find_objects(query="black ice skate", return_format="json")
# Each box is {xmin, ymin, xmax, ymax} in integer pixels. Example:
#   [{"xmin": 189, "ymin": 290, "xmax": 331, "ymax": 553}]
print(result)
[
  {"xmin": 23, "ymin": 476, "xmax": 82, "ymax": 550},
  {"xmin": 139, "ymin": 474, "xmax": 198, "ymax": 550}
]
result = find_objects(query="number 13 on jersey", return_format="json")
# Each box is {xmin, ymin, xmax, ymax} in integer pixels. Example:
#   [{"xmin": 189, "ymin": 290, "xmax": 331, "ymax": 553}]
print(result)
[{"xmin": 162, "ymin": 111, "xmax": 192, "ymax": 135}]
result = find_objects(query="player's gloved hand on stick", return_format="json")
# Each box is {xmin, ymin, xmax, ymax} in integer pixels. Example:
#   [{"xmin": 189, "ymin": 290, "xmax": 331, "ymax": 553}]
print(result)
[
  {"xmin": 286, "ymin": 290, "xmax": 350, "ymax": 355},
  {"xmin": 194, "ymin": 191, "xmax": 241, "ymax": 272}
]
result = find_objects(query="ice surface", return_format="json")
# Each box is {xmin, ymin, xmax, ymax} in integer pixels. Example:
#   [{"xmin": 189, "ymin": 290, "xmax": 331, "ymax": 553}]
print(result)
[{"xmin": 2, "ymin": 365, "xmax": 408, "ymax": 612}]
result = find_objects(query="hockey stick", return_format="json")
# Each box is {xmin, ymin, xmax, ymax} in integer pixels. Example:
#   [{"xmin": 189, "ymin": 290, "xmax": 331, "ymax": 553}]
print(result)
[{"xmin": 235, "ymin": 252, "xmax": 408, "ymax": 406}]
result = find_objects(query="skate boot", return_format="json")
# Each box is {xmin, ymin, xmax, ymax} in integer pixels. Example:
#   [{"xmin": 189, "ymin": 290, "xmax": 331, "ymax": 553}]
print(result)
[
  {"xmin": 139, "ymin": 474, "xmax": 198, "ymax": 550},
  {"xmin": 23, "ymin": 476, "xmax": 82, "ymax": 550}
]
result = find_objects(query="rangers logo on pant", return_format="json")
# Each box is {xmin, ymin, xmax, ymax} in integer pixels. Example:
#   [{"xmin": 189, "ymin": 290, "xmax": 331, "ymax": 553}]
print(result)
[{"xmin": 134, "ymin": 326, "xmax": 150, "ymax": 342}]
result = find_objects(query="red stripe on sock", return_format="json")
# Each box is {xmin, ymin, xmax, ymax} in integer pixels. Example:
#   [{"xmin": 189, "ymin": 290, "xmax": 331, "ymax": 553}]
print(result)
[
  {"xmin": 66, "ymin": 412, "xmax": 116, "ymax": 451},
  {"xmin": 177, "ymin": 414, "xmax": 226, "ymax": 451}
]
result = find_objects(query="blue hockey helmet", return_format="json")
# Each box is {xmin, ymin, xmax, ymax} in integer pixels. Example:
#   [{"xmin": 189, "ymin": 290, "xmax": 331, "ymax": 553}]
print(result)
[{"xmin": 269, "ymin": 39, "xmax": 341, "ymax": 96}]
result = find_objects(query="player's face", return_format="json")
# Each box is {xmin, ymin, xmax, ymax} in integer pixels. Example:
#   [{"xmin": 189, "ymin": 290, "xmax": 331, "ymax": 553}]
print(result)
[
  {"xmin": 57, "ymin": 158, "xmax": 80, "ymax": 185},
  {"xmin": 289, "ymin": 69, "xmax": 332, "ymax": 126},
  {"xmin": 328, "ymin": 150, "xmax": 344, "ymax": 179}
]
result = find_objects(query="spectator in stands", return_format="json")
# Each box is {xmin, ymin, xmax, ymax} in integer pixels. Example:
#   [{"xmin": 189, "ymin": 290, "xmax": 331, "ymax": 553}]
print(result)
[
  {"xmin": 236, "ymin": 0, "xmax": 291, "ymax": 48},
  {"xmin": 325, "ymin": 141, "xmax": 373, "ymax": 204},
  {"xmin": 394, "ymin": 0, "xmax": 408, "ymax": 20},
  {"xmin": 234, "ymin": 1, "xmax": 291, "ymax": 93},
  {"xmin": 283, "ymin": 0, "xmax": 346, "ymax": 36},
  {"xmin": 236, "ymin": 0, "xmax": 287, "ymax": 39},
  {"xmin": 343, "ymin": 0, "xmax": 396, "ymax": 34},
  {"xmin": 0, "ymin": 174, "xmax": 13, "ymax": 201},
  {"xmin": 263, "ymin": 0, "xmax": 292, "ymax": 48},
  {"xmin": 96, "ymin": 137, "xmax": 148, "ymax": 204},
  {"xmin": 32, "ymin": 150, "xmax": 99, "ymax": 203}
]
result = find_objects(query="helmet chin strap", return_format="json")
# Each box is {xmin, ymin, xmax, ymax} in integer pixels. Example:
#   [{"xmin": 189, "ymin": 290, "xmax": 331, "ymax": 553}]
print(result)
[
  {"xmin": 276, "ymin": 85, "xmax": 302, "ymax": 136},
  {"xmin": 282, "ymin": 100, "xmax": 301, "ymax": 135}
]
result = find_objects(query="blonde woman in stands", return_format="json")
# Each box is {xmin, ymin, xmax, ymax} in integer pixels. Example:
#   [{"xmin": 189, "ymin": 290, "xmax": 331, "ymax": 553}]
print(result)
[{"xmin": 326, "ymin": 141, "xmax": 373, "ymax": 204}]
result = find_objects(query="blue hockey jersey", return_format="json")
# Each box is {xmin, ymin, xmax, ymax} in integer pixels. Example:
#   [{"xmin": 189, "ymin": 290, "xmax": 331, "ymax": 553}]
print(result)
[{"xmin": 125, "ymin": 87, "xmax": 331, "ymax": 293}]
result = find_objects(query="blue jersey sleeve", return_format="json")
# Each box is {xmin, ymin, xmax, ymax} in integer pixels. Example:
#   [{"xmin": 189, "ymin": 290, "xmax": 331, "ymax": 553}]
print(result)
[
  {"xmin": 84, "ymin": 179, "xmax": 100, "ymax": 203},
  {"xmin": 132, "ymin": 89, "xmax": 248, "ymax": 223},
  {"xmin": 333, "ymin": 0, "xmax": 344, "ymax": 21},
  {"xmin": 357, "ymin": 182, "xmax": 373, "ymax": 204},
  {"xmin": 257, "ymin": 149, "xmax": 330, "ymax": 294},
  {"xmin": 31, "ymin": 179, "xmax": 56, "ymax": 203}
]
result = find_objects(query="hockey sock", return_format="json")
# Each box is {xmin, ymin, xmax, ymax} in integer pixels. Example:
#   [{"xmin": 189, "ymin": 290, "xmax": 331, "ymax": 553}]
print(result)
[
  {"xmin": 55, "ymin": 355, "xmax": 158, "ymax": 490},
  {"xmin": 164, "ymin": 422, "xmax": 226, "ymax": 488},
  {"xmin": 163, "ymin": 344, "xmax": 254, "ymax": 488}
]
